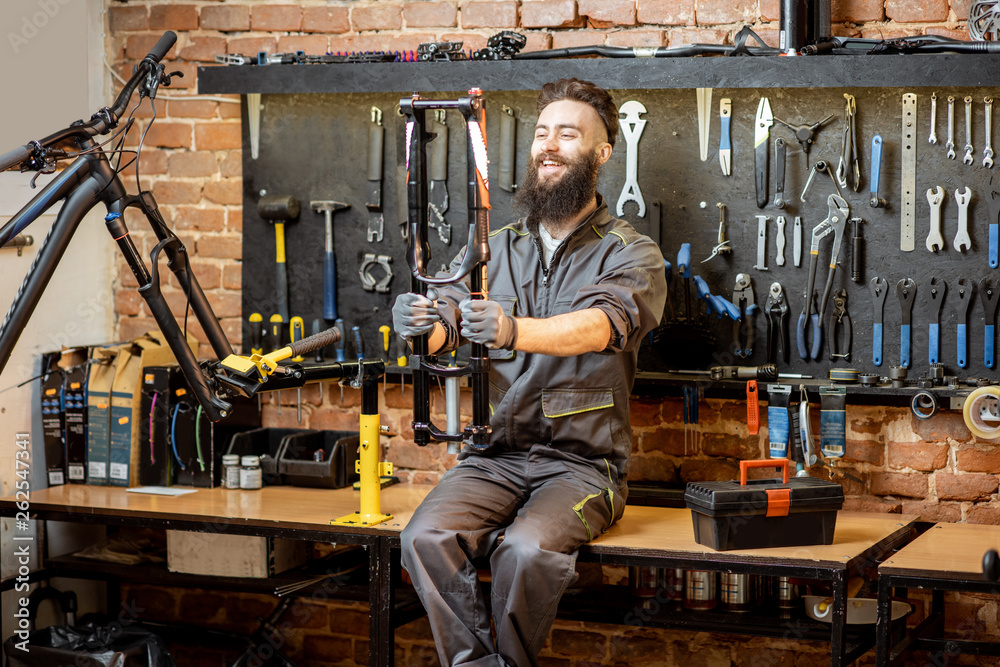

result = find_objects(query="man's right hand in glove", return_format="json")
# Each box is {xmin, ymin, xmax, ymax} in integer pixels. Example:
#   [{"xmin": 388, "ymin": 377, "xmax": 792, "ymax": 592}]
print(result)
[{"xmin": 392, "ymin": 290, "xmax": 440, "ymax": 339}]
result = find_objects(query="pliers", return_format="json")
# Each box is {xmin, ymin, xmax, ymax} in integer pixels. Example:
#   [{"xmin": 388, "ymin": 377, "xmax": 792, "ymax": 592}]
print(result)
[
  {"xmin": 827, "ymin": 289, "xmax": 852, "ymax": 362},
  {"xmin": 732, "ymin": 273, "xmax": 757, "ymax": 358},
  {"xmin": 797, "ymin": 194, "xmax": 850, "ymax": 360},
  {"xmin": 765, "ymin": 282, "xmax": 789, "ymax": 363}
]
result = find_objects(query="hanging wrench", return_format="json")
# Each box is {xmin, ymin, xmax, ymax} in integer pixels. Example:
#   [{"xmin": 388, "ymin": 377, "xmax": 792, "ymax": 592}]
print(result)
[
  {"xmin": 964, "ymin": 96, "xmax": 975, "ymax": 165},
  {"xmin": 775, "ymin": 215, "xmax": 786, "ymax": 266},
  {"xmin": 616, "ymin": 100, "xmax": 647, "ymax": 218},
  {"xmin": 870, "ymin": 277, "xmax": 888, "ymax": 367},
  {"xmin": 985, "ymin": 97, "xmax": 995, "ymax": 169},
  {"xmin": 954, "ymin": 186, "xmax": 973, "ymax": 252},
  {"xmin": 897, "ymin": 278, "xmax": 916, "ymax": 369},
  {"xmin": 946, "ymin": 96, "xmax": 956, "ymax": 159},
  {"xmin": 955, "ymin": 278, "xmax": 973, "ymax": 369},
  {"xmin": 925, "ymin": 186, "xmax": 946, "ymax": 252},
  {"xmin": 929, "ymin": 92, "xmax": 938, "ymax": 144}
]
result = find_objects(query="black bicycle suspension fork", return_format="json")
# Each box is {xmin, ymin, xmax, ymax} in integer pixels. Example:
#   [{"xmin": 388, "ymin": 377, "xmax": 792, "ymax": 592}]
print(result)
[
  {"xmin": 96, "ymin": 157, "xmax": 234, "ymax": 421},
  {"xmin": 400, "ymin": 90, "xmax": 492, "ymax": 449}
]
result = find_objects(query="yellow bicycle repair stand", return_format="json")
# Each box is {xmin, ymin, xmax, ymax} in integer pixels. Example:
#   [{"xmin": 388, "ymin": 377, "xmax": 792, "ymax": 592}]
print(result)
[{"xmin": 331, "ymin": 399, "xmax": 395, "ymax": 527}]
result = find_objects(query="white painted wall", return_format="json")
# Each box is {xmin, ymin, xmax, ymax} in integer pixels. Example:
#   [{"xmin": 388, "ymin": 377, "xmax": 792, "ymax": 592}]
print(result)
[{"xmin": 1, "ymin": 0, "xmax": 112, "ymax": 641}]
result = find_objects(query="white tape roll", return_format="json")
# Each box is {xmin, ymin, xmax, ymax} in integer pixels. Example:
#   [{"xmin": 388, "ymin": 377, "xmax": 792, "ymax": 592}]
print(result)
[{"xmin": 963, "ymin": 386, "xmax": 1000, "ymax": 439}]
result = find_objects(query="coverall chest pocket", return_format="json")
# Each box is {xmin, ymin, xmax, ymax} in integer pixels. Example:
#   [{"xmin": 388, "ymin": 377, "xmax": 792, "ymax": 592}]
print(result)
[
  {"xmin": 540, "ymin": 388, "xmax": 615, "ymax": 449},
  {"xmin": 486, "ymin": 295, "xmax": 518, "ymax": 361}
]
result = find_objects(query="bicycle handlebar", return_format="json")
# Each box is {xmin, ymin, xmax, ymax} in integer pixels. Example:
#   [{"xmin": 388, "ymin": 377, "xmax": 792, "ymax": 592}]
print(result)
[{"xmin": 0, "ymin": 144, "xmax": 33, "ymax": 172}]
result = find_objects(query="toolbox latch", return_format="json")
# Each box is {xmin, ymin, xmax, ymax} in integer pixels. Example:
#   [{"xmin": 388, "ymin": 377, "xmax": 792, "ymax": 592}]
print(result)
[{"xmin": 765, "ymin": 488, "xmax": 791, "ymax": 517}]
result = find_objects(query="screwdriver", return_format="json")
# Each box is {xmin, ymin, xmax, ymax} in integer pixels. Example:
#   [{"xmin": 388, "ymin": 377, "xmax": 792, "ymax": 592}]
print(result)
[
  {"xmin": 379, "ymin": 325, "xmax": 391, "ymax": 394},
  {"xmin": 270, "ymin": 314, "xmax": 284, "ymax": 415}
]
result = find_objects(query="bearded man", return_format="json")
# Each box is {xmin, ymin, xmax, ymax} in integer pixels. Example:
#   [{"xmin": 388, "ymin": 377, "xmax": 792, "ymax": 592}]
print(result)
[{"xmin": 391, "ymin": 78, "xmax": 667, "ymax": 667}]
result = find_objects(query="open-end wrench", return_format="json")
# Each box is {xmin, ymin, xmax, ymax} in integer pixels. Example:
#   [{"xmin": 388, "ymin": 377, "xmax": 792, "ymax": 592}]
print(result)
[
  {"xmin": 925, "ymin": 186, "xmax": 946, "ymax": 252},
  {"xmin": 946, "ymin": 96, "xmax": 957, "ymax": 159},
  {"xmin": 774, "ymin": 138, "xmax": 787, "ymax": 209},
  {"xmin": 929, "ymin": 92, "xmax": 938, "ymax": 144},
  {"xmin": 924, "ymin": 276, "xmax": 947, "ymax": 365},
  {"xmin": 981, "ymin": 277, "xmax": 999, "ymax": 369},
  {"xmin": 965, "ymin": 96, "xmax": 975, "ymax": 165},
  {"xmin": 775, "ymin": 215, "xmax": 786, "ymax": 266},
  {"xmin": 954, "ymin": 186, "xmax": 973, "ymax": 252},
  {"xmin": 955, "ymin": 278, "xmax": 974, "ymax": 369},
  {"xmin": 985, "ymin": 97, "xmax": 995, "ymax": 169},
  {"xmin": 616, "ymin": 100, "xmax": 647, "ymax": 217},
  {"xmin": 870, "ymin": 277, "xmax": 888, "ymax": 367},
  {"xmin": 897, "ymin": 278, "xmax": 916, "ymax": 369},
  {"xmin": 870, "ymin": 135, "xmax": 886, "ymax": 208}
]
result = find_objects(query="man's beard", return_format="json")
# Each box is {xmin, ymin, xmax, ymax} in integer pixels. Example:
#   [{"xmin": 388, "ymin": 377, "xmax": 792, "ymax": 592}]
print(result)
[{"xmin": 513, "ymin": 150, "xmax": 600, "ymax": 235}]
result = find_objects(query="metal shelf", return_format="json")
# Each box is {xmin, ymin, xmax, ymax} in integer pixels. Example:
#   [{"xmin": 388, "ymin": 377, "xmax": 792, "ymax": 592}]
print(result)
[{"xmin": 198, "ymin": 54, "xmax": 997, "ymax": 96}]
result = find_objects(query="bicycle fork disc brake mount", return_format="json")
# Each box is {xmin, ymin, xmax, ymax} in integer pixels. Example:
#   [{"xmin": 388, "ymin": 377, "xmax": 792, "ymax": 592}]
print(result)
[{"xmin": 400, "ymin": 89, "xmax": 491, "ymax": 449}]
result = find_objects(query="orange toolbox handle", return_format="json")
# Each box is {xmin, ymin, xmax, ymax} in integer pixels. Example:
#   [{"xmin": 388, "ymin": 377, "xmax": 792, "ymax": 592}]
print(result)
[{"xmin": 740, "ymin": 459, "xmax": 789, "ymax": 486}]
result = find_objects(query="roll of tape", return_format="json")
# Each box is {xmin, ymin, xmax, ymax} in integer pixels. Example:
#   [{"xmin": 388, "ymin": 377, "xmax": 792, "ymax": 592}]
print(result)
[
  {"xmin": 910, "ymin": 391, "xmax": 938, "ymax": 420},
  {"xmin": 963, "ymin": 386, "xmax": 1000, "ymax": 439}
]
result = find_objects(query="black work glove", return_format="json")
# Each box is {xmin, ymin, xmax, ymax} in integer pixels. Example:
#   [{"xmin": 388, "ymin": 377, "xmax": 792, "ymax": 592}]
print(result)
[
  {"xmin": 459, "ymin": 298, "xmax": 517, "ymax": 350},
  {"xmin": 392, "ymin": 290, "xmax": 440, "ymax": 339}
]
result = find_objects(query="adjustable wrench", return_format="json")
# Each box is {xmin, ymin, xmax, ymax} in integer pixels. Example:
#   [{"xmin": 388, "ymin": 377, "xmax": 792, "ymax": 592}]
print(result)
[
  {"xmin": 955, "ymin": 278, "xmax": 973, "ymax": 369},
  {"xmin": 946, "ymin": 96, "xmax": 956, "ymax": 159},
  {"xmin": 897, "ymin": 278, "xmax": 916, "ymax": 369},
  {"xmin": 954, "ymin": 186, "xmax": 973, "ymax": 252},
  {"xmin": 924, "ymin": 276, "xmax": 946, "ymax": 365},
  {"xmin": 925, "ymin": 186, "xmax": 945, "ymax": 252},
  {"xmin": 870, "ymin": 277, "xmax": 888, "ymax": 367},
  {"xmin": 986, "ymin": 97, "xmax": 995, "ymax": 169},
  {"xmin": 775, "ymin": 215, "xmax": 786, "ymax": 266},
  {"xmin": 616, "ymin": 100, "xmax": 647, "ymax": 217},
  {"xmin": 964, "ymin": 96, "xmax": 975, "ymax": 165},
  {"xmin": 981, "ymin": 277, "xmax": 999, "ymax": 369}
]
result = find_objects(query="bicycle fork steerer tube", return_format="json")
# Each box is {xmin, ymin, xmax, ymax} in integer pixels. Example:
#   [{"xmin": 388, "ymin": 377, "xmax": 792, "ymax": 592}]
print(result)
[{"xmin": 400, "ymin": 90, "xmax": 492, "ymax": 449}]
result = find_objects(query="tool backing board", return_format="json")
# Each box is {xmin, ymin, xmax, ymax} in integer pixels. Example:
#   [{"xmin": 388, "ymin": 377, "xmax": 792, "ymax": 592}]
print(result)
[{"xmin": 240, "ymin": 86, "xmax": 1000, "ymax": 381}]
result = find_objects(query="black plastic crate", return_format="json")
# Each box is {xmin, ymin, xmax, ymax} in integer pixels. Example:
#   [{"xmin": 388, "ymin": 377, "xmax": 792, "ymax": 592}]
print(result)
[
  {"xmin": 226, "ymin": 427, "xmax": 313, "ymax": 485},
  {"xmin": 280, "ymin": 430, "xmax": 359, "ymax": 489},
  {"xmin": 684, "ymin": 459, "xmax": 844, "ymax": 551}
]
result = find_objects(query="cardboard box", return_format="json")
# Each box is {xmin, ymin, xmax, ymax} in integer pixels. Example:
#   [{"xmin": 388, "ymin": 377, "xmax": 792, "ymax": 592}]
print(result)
[
  {"xmin": 166, "ymin": 530, "xmax": 309, "ymax": 578},
  {"xmin": 109, "ymin": 332, "xmax": 198, "ymax": 488},
  {"xmin": 39, "ymin": 352, "xmax": 66, "ymax": 486},
  {"xmin": 60, "ymin": 347, "xmax": 90, "ymax": 484},
  {"xmin": 86, "ymin": 345, "xmax": 125, "ymax": 486}
]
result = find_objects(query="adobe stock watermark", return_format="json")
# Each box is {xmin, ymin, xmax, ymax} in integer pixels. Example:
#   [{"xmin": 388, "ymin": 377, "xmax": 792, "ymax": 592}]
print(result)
[{"xmin": 8, "ymin": 0, "xmax": 74, "ymax": 55}]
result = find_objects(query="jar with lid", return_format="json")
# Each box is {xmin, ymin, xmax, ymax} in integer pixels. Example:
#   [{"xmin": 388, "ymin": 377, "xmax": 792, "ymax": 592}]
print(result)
[
  {"xmin": 222, "ymin": 454, "xmax": 241, "ymax": 489},
  {"xmin": 240, "ymin": 454, "xmax": 262, "ymax": 490}
]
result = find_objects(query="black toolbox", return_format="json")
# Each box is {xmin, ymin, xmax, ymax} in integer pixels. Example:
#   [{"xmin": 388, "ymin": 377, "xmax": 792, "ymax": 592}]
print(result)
[
  {"xmin": 279, "ymin": 429, "xmax": 358, "ymax": 489},
  {"xmin": 685, "ymin": 459, "xmax": 844, "ymax": 551}
]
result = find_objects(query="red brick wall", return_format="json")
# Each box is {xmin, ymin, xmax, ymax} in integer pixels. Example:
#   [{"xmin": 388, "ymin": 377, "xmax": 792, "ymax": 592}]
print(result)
[{"xmin": 104, "ymin": 2, "xmax": 998, "ymax": 665}]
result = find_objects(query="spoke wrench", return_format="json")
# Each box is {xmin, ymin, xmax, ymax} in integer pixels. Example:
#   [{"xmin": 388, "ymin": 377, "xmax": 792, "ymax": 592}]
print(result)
[
  {"xmin": 870, "ymin": 277, "xmax": 888, "ymax": 367},
  {"xmin": 924, "ymin": 276, "xmax": 947, "ymax": 365},
  {"xmin": 897, "ymin": 278, "xmax": 916, "ymax": 369}
]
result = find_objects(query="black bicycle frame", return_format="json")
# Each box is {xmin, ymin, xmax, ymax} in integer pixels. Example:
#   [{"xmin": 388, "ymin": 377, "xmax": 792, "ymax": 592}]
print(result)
[{"xmin": 0, "ymin": 137, "xmax": 234, "ymax": 421}]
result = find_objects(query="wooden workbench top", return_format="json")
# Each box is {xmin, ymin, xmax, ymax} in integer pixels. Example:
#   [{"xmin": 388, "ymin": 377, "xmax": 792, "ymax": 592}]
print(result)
[
  {"xmin": 4, "ymin": 485, "xmax": 917, "ymax": 568},
  {"xmin": 879, "ymin": 522, "xmax": 1000, "ymax": 576}
]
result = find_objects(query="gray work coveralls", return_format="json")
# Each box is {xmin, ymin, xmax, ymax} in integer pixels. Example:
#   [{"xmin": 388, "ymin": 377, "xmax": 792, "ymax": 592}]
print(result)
[{"xmin": 401, "ymin": 198, "xmax": 667, "ymax": 667}]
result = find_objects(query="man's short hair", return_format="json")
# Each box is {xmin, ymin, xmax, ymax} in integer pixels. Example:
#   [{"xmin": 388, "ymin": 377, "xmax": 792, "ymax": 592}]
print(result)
[{"xmin": 537, "ymin": 78, "xmax": 619, "ymax": 148}]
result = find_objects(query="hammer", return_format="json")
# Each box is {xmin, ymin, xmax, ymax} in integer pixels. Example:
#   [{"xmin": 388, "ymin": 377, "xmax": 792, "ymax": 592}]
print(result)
[
  {"xmin": 310, "ymin": 200, "xmax": 350, "ymax": 321},
  {"xmin": 257, "ymin": 194, "xmax": 300, "ymax": 322}
]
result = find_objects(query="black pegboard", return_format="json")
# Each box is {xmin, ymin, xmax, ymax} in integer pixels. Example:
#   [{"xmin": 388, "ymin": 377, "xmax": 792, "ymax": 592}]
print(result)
[{"xmin": 239, "ymin": 85, "xmax": 1000, "ymax": 381}]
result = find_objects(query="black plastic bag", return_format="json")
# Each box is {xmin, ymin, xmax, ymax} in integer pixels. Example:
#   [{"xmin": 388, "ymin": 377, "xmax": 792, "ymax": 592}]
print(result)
[{"xmin": 4, "ymin": 622, "xmax": 176, "ymax": 667}]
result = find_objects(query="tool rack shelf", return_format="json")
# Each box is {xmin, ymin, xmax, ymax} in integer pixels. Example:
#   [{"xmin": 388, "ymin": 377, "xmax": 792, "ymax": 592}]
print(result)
[
  {"xmin": 197, "ymin": 54, "xmax": 998, "ymax": 94},
  {"xmin": 198, "ymin": 54, "xmax": 1000, "ymax": 399}
]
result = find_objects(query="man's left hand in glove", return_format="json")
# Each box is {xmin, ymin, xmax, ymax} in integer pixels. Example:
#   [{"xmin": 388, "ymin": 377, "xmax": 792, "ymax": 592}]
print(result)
[{"xmin": 459, "ymin": 298, "xmax": 518, "ymax": 350}]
